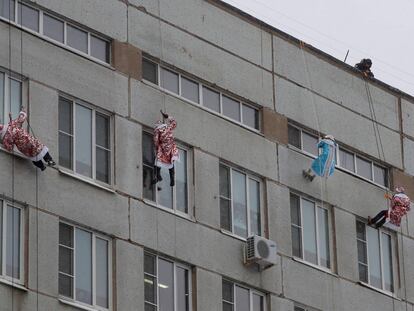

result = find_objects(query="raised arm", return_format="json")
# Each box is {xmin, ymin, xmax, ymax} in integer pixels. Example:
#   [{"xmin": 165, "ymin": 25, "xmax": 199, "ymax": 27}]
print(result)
[{"xmin": 10, "ymin": 110, "xmax": 27, "ymax": 128}]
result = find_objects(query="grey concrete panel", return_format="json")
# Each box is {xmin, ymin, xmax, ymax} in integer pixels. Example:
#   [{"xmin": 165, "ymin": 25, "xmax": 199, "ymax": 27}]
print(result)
[
  {"xmin": 402, "ymin": 99, "xmax": 414, "ymax": 137},
  {"xmin": 401, "ymin": 236, "xmax": 414, "ymax": 304},
  {"xmin": 30, "ymin": 0, "xmax": 127, "ymax": 41},
  {"xmin": 276, "ymin": 77, "xmax": 402, "ymax": 168},
  {"xmin": 273, "ymin": 36, "xmax": 400, "ymax": 131},
  {"xmin": 28, "ymin": 210, "xmax": 59, "ymax": 297},
  {"xmin": 128, "ymin": 10, "xmax": 274, "ymax": 107},
  {"xmin": 0, "ymin": 25, "xmax": 129, "ymax": 116},
  {"xmin": 115, "ymin": 240, "xmax": 144, "ymax": 311},
  {"xmin": 269, "ymin": 295, "xmax": 294, "ymax": 311},
  {"xmin": 196, "ymin": 268, "xmax": 222, "ymax": 311},
  {"xmin": 334, "ymin": 208, "xmax": 358, "ymax": 281},
  {"xmin": 403, "ymin": 137, "xmax": 414, "ymax": 176},
  {"xmin": 194, "ymin": 149, "xmax": 220, "ymax": 228},
  {"xmin": 115, "ymin": 116, "xmax": 142, "ymax": 198},
  {"xmin": 132, "ymin": 82, "xmax": 278, "ymax": 180}
]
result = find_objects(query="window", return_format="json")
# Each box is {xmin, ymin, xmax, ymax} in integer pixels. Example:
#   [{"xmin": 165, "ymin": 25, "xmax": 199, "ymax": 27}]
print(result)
[
  {"xmin": 356, "ymin": 220, "xmax": 393, "ymax": 292},
  {"xmin": 58, "ymin": 96, "xmax": 112, "ymax": 184},
  {"xmin": 290, "ymin": 193, "xmax": 330, "ymax": 269},
  {"xmin": 90, "ymin": 35, "xmax": 110, "ymax": 63},
  {"xmin": 219, "ymin": 164, "xmax": 262, "ymax": 238},
  {"xmin": 338, "ymin": 148, "xmax": 354, "ymax": 172},
  {"xmin": 0, "ymin": 0, "xmax": 15, "ymax": 21},
  {"xmin": 59, "ymin": 223, "xmax": 111, "ymax": 309},
  {"xmin": 0, "ymin": 72, "xmax": 22, "ymax": 124},
  {"xmin": 17, "ymin": 2, "xmax": 39, "ymax": 32},
  {"xmin": 222, "ymin": 279, "xmax": 265, "ymax": 311},
  {"xmin": 287, "ymin": 124, "xmax": 318, "ymax": 156},
  {"xmin": 142, "ymin": 132, "xmax": 189, "ymax": 214},
  {"xmin": 144, "ymin": 253, "xmax": 191, "ymax": 311},
  {"xmin": 43, "ymin": 14, "xmax": 64, "ymax": 43},
  {"xmin": 67, "ymin": 25, "xmax": 88, "ymax": 54},
  {"xmin": 0, "ymin": 201, "xmax": 23, "ymax": 283},
  {"xmin": 142, "ymin": 58, "xmax": 260, "ymax": 130}
]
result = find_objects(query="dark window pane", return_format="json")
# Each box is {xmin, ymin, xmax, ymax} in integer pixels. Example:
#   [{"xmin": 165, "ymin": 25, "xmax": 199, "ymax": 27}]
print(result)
[
  {"xmin": 59, "ymin": 273, "xmax": 73, "ymax": 298},
  {"xmin": 249, "ymin": 179, "xmax": 261, "ymax": 236},
  {"xmin": 356, "ymin": 156, "xmax": 372, "ymax": 180},
  {"xmin": 290, "ymin": 194, "xmax": 301, "ymax": 226},
  {"xmin": 143, "ymin": 133, "xmax": 154, "ymax": 165},
  {"xmin": 222, "ymin": 280, "xmax": 233, "ymax": 302},
  {"xmin": 291, "ymin": 226, "xmax": 302, "ymax": 258},
  {"xmin": 18, "ymin": 3, "xmax": 39, "ymax": 32},
  {"xmin": 0, "ymin": 0, "xmax": 15, "ymax": 21},
  {"xmin": 145, "ymin": 303, "xmax": 157, "ymax": 311},
  {"xmin": 158, "ymin": 167, "xmax": 173, "ymax": 209},
  {"xmin": 59, "ymin": 97, "xmax": 73, "ymax": 134},
  {"xmin": 143, "ymin": 59, "xmax": 158, "ymax": 84},
  {"xmin": 96, "ymin": 147, "xmax": 110, "ymax": 184},
  {"xmin": 144, "ymin": 275, "xmax": 157, "ymax": 304},
  {"xmin": 222, "ymin": 95, "xmax": 240, "ymax": 121},
  {"xmin": 223, "ymin": 302, "xmax": 233, "ymax": 311},
  {"xmin": 374, "ymin": 165, "xmax": 386, "ymax": 186},
  {"xmin": 59, "ymin": 246, "xmax": 73, "ymax": 275},
  {"xmin": 143, "ymin": 165, "xmax": 155, "ymax": 201},
  {"xmin": 357, "ymin": 240, "xmax": 367, "ymax": 264},
  {"xmin": 302, "ymin": 132, "xmax": 318, "ymax": 156},
  {"xmin": 219, "ymin": 165, "xmax": 230, "ymax": 198},
  {"xmin": 96, "ymin": 238, "xmax": 109, "ymax": 308},
  {"xmin": 339, "ymin": 148, "xmax": 355, "ymax": 172},
  {"xmin": 96, "ymin": 113, "xmax": 110, "ymax": 149},
  {"xmin": 181, "ymin": 77, "xmax": 199, "ymax": 103},
  {"xmin": 176, "ymin": 267, "xmax": 189, "ymax": 311},
  {"xmin": 10, "ymin": 79, "xmax": 21, "ymax": 120},
  {"xmin": 43, "ymin": 14, "xmax": 64, "ymax": 43},
  {"xmin": 67, "ymin": 25, "xmax": 88, "ymax": 53},
  {"xmin": 91, "ymin": 36, "xmax": 109, "ymax": 63},
  {"xmin": 144, "ymin": 253, "xmax": 156, "ymax": 275},
  {"xmin": 160, "ymin": 68, "xmax": 179, "ymax": 94},
  {"xmin": 59, "ymin": 133, "xmax": 73, "ymax": 170},
  {"xmin": 220, "ymin": 198, "xmax": 231, "ymax": 231},
  {"xmin": 59, "ymin": 223, "xmax": 73, "ymax": 247},
  {"xmin": 318, "ymin": 208, "xmax": 330, "ymax": 268},
  {"xmin": 358, "ymin": 263, "xmax": 368, "ymax": 283},
  {"xmin": 202, "ymin": 86, "xmax": 220, "ymax": 113},
  {"xmin": 242, "ymin": 104, "xmax": 259, "ymax": 129},
  {"xmin": 356, "ymin": 221, "xmax": 366, "ymax": 241},
  {"xmin": 176, "ymin": 149, "xmax": 188, "ymax": 213},
  {"xmin": 0, "ymin": 73, "xmax": 4, "ymax": 123}
]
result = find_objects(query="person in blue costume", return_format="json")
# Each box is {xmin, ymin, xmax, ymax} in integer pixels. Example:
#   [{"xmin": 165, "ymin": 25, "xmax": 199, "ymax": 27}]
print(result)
[{"xmin": 303, "ymin": 135, "xmax": 337, "ymax": 181}]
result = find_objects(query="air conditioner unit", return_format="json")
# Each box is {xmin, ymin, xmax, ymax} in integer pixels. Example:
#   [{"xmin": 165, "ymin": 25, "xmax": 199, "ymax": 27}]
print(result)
[{"xmin": 245, "ymin": 235, "xmax": 277, "ymax": 268}]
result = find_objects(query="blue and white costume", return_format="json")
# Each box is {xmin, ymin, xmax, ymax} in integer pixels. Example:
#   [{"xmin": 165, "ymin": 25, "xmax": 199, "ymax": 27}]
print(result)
[{"xmin": 311, "ymin": 136, "xmax": 337, "ymax": 178}]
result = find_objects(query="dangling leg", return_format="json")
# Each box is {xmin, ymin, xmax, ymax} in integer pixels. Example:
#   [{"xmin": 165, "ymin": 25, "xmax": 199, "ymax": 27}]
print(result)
[
  {"xmin": 43, "ymin": 152, "xmax": 56, "ymax": 166},
  {"xmin": 151, "ymin": 166, "xmax": 162, "ymax": 185},
  {"xmin": 302, "ymin": 168, "xmax": 315, "ymax": 181},
  {"xmin": 32, "ymin": 160, "xmax": 46, "ymax": 171},
  {"xmin": 369, "ymin": 210, "xmax": 387, "ymax": 228},
  {"xmin": 169, "ymin": 166, "xmax": 175, "ymax": 187}
]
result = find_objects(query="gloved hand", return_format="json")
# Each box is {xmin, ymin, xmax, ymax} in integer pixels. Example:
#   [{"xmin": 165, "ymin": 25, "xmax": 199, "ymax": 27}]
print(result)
[{"xmin": 160, "ymin": 110, "xmax": 169, "ymax": 119}]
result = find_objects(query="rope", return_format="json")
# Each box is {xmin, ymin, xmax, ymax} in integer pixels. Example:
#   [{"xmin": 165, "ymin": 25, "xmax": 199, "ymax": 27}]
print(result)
[{"xmin": 157, "ymin": 0, "xmax": 167, "ymax": 114}]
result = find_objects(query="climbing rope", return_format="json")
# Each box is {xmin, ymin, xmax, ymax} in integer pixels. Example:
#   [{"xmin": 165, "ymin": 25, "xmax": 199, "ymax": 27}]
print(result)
[{"xmin": 157, "ymin": 0, "xmax": 167, "ymax": 114}]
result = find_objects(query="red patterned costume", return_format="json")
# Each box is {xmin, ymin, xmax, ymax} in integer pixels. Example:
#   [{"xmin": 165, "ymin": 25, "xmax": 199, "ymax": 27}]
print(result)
[
  {"xmin": 154, "ymin": 117, "xmax": 179, "ymax": 169},
  {"xmin": 388, "ymin": 193, "xmax": 411, "ymax": 227}
]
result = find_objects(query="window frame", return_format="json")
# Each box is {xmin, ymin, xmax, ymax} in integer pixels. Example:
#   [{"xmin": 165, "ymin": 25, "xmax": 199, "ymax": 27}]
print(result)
[
  {"xmin": 0, "ymin": 1, "xmax": 111, "ymax": 65},
  {"xmin": 144, "ymin": 252, "xmax": 192, "ymax": 311},
  {"xmin": 142, "ymin": 131, "xmax": 191, "ymax": 217},
  {"xmin": 290, "ymin": 193, "xmax": 332, "ymax": 271},
  {"xmin": 356, "ymin": 220, "xmax": 395, "ymax": 293},
  {"xmin": 58, "ymin": 95, "xmax": 113, "ymax": 186},
  {"xmin": 0, "ymin": 71, "xmax": 23, "ymax": 125},
  {"xmin": 58, "ymin": 221, "xmax": 113, "ymax": 311},
  {"xmin": 287, "ymin": 123, "xmax": 389, "ymax": 188},
  {"xmin": 219, "ymin": 163, "xmax": 263, "ymax": 239},
  {"xmin": 222, "ymin": 279, "xmax": 266, "ymax": 311},
  {"xmin": 142, "ymin": 58, "xmax": 261, "ymax": 132},
  {"xmin": 0, "ymin": 200, "xmax": 24, "ymax": 285}
]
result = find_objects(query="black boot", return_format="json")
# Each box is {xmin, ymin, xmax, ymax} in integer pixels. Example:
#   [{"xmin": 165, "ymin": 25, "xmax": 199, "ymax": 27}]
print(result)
[
  {"xmin": 151, "ymin": 166, "xmax": 162, "ymax": 185},
  {"xmin": 169, "ymin": 167, "xmax": 175, "ymax": 187}
]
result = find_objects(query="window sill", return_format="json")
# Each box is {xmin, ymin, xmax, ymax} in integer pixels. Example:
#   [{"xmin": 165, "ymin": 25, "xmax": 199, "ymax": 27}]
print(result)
[
  {"xmin": 142, "ymin": 199, "xmax": 195, "ymax": 222},
  {"xmin": 59, "ymin": 298, "xmax": 109, "ymax": 311},
  {"xmin": 58, "ymin": 169, "xmax": 115, "ymax": 193},
  {"xmin": 292, "ymin": 257, "xmax": 337, "ymax": 277},
  {"xmin": 220, "ymin": 229, "xmax": 248, "ymax": 242},
  {"xmin": 0, "ymin": 277, "xmax": 27, "ymax": 291},
  {"xmin": 358, "ymin": 282, "xmax": 399, "ymax": 299}
]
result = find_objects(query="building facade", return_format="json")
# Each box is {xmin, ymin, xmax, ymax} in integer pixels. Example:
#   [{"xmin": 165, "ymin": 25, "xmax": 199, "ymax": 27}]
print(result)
[{"xmin": 0, "ymin": 0, "xmax": 413, "ymax": 310}]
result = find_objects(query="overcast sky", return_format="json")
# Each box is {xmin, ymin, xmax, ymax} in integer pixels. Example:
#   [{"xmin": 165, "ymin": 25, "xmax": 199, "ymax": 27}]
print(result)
[{"xmin": 223, "ymin": 0, "xmax": 414, "ymax": 96}]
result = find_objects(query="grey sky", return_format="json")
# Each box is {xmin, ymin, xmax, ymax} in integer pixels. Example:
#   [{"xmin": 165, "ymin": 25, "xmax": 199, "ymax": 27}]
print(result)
[{"xmin": 223, "ymin": 0, "xmax": 414, "ymax": 96}]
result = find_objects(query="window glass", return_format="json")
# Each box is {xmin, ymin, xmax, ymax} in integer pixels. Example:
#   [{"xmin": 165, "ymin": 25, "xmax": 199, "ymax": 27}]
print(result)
[
  {"xmin": 252, "ymin": 294, "xmax": 263, "ymax": 311},
  {"xmin": 356, "ymin": 156, "xmax": 372, "ymax": 180},
  {"xmin": 158, "ymin": 259, "xmax": 174, "ymax": 311},
  {"xmin": 158, "ymin": 166, "xmax": 173, "ymax": 209},
  {"xmin": 366, "ymin": 226, "xmax": 382, "ymax": 289},
  {"xmin": 176, "ymin": 267, "xmax": 189, "ymax": 311},
  {"xmin": 235, "ymin": 286, "xmax": 249, "ymax": 311},
  {"xmin": 6, "ymin": 206, "xmax": 20, "ymax": 279},
  {"xmin": 0, "ymin": 204, "xmax": 2, "ymax": 275},
  {"xmin": 318, "ymin": 208, "xmax": 330, "ymax": 268},
  {"xmin": 67, "ymin": 25, "xmax": 88, "ymax": 53},
  {"xmin": 91, "ymin": 36, "xmax": 109, "ymax": 63},
  {"xmin": 222, "ymin": 280, "xmax": 233, "ymax": 303},
  {"xmin": 302, "ymin": 199, "xmax": 317, "ymax": 265},
  {"xmin": 232, "ymin": 170, "xmax": 247, "ymax": 237},
  {"xmin": 181, "ymin": 77, "xmax": 199, "ymax": 103},
  {"xmin": 10, "ymin": 79, "xmax": 21, "ymax": 120},
  {"xmin": 242, "ymin": 104, "xmax": 259, "ymax": 130},
  {"xmin": 176, "ymin": 149, "xmax": 188, "ymax": 213},
  {"xmin": 382, "ymin": 233, "xmax": 393, "ymax": 292},
  {"xmin": 374, "ymin": 164, "xmax": 386, "ymax": 186},
  {"xmin": 220, "ymin": 165, "xmax": 231, "ymax": 231},
  {"xmin": 143, "ymin": 59, "xmax": 158, "ymax": 84},
  {"xmin": 356, "ymin": 221, "xmax": 368, "ymax": 283},
  {"xmin": 249, "ymin": 179, "xmax": 261, "ymax": 236},
  {"xmin": 0, "ymin": 73, "xmax": 4, "ymax": 123},
  {"xmin": 339, "ymin": 148, "xmax": 355, "ymax": 172},
  {"xmin": 160, "ymin": 68, "xmax": 179, "ymax": 94},
  {"xmin": 18, "ymin": 3, "xmax": 39, "ymax": 32},
  {"xmin": 43, "ymin": 14, "xmax": 64, "ymax": 43},
  {"xmin": 302, "ymin": 132, "xmax": 318, "ymax": 156},
  {"xmin": 222, "ymin": 95, "xmax": 241, "ymax": 122},
  {"xmin": 288, "ymin": 126, "xmax": 301, "ymax": 148},
  {"xmin": 75, "ymin": 104, "xmax": 92, "ymax": 177},
  {"xmin": 75, "ymin": 229, "xmax": 92, "ymax": 305},
  {"xmin": 96, "ymin": 113, "xmax": 110, "ymax": 183},
  {"xmin": 0, "ymin": 0, "xmax": 15, "ymax": 21},
  {"xmin": 59, "ymin": 223, "xmax": 73, "ymax": 298},
  {"xmin": 290, "ymin": 195, "xmax": 302, "ymax": 258},
  {"xmin": 290, "ymin": 194, "xmax": 301, "ymax": 226},
  {"xmin": 142, "ymin": 133, "xmax": 155, "ymax": 201},
  {"xmin": 58, "ymin": 98, "xmax": 73, "ymax": 170},
  {"xmin": 202, "ymin": 86, "xmax": 220, "ymax": 113},
  {"xmin": 96, "ymin": 238, "xmax": 109, "ymax": 308}
]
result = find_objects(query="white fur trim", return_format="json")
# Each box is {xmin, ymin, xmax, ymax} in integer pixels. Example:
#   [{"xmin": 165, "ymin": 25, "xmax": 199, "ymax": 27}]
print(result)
[{"xmin": 28, "ymin": 146, "xmax": 49, "ymax": 162}]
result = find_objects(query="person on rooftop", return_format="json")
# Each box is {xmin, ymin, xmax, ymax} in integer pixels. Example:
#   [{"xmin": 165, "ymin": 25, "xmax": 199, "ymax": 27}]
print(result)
[{"xmin": 355, "ymin": 58, "xmax": 374, "ymax": 78}]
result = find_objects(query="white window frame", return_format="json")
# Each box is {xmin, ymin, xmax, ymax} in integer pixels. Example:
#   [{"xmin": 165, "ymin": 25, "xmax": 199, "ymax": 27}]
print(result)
[
  {"xmin": 0, "ymin": 200, "xmax": 24, "ymax": 285},
  {"xmin": 142, "ymin": 58, "xmax": 261, "ymax": 132},
  {"xmin": 142, "ymin": 131, "xmax": 191, "ymax": 216},
  {"xmin": 58, "ymin": 222, "xmax": 113, "ymax": 311},
  {"xmin": 0, "ymin": 71, "xmax": 23, "ymax": 125},
  {"xmin": 222, "ymin": 279, "xmax": 266, "ymax": 311},
  {"xmin": 144, "ymin": 252, "xmax": 192, "ymax": 311},
  {"xmin": 219, "ymin": 163, "xmax": 263, "ymax": 239},
  {"xmin": 356, "ymin": 220, "xmax": 394, "ymax": 293},
  {"xmin": 290, "ymin": 193, "xmax": 331, "ymax": 271},
  {"xmin": 58, "ymin": 96, "xmax": 113, "ymax": 186},
  {"xmin": 287, "ymin": 123, "xmax": 389, "ymax": 188},
  {"xmin": 0, "ymin": 1, "xmax": 111, "ymax": 65}
]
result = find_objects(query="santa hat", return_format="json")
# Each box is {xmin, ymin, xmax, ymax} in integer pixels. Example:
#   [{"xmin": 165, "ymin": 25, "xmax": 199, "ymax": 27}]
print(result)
[{"xmin": 395, "ymin": 186, "xmax": 405, "ymax": 193}]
